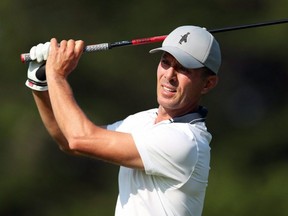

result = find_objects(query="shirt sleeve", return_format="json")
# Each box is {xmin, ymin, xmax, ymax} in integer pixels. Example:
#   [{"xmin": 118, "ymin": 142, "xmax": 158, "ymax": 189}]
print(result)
[
  {"xmin": 106, "ymin": 120, "xmax": 123, "ymax": 131},
  {"xmin": 132, "ymin": 123, "xmax": 199, "ymax": 183}
]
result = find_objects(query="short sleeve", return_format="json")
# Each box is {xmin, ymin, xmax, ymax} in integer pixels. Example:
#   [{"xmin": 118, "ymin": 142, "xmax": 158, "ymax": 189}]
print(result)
[
  {"xmin": 106, "ymin": 120, "xmax": 124, "ymax": 131},
  {"xmin": 132, "ymin": 123, "xmax": 198, "ymax": 183}
]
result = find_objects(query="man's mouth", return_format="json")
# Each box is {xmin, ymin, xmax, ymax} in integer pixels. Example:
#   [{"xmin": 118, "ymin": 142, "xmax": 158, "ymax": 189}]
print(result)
[{"xmin": 162, "ymin": 85, "xmax": 177, "ymax": 93}]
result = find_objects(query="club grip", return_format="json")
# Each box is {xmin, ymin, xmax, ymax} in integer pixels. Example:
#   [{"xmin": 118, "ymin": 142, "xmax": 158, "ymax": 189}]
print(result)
[
  {"xmin": 84, "ymin": 43, "xmax": 110, "ymax": 52},
  {"xmin": 21, "ymin": 53, "xmax": 32, "ymax": 63}
]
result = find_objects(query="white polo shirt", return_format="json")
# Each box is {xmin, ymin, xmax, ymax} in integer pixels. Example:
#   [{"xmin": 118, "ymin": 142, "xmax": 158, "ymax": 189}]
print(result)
[{"xmin": 107, "ymin": 107, "xmax": 212, "ymax": 216}]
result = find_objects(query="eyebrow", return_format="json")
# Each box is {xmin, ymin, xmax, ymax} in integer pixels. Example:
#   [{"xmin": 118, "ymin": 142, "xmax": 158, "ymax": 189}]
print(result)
[{"xmin": 162, "ymin": 52, "xmax": 172, "ymax": 59}]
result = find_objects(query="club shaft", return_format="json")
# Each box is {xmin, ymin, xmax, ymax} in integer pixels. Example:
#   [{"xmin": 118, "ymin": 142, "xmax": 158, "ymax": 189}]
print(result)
[
  {"xmin": 20, "ymin": 18, "xmax": 288, "ymax": 63},
  {"xmin": 210, "ymin": 18, "xmax": 288, "ymax": 33}
]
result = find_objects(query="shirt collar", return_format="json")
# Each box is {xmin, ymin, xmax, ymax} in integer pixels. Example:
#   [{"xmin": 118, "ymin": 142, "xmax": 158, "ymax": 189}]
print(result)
[{"xmin": 169, "ymin": 106, "xmax": 208, "ymax": 124}]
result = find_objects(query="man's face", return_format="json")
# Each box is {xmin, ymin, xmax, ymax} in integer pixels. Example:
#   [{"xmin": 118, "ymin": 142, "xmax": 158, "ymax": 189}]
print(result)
[{"xmin": 156, "ymin": 52, "xmax": 215, "ymax": 116}]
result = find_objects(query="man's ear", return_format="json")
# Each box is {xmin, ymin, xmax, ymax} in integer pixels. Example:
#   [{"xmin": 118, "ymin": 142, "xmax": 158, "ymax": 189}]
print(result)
[{"xmin": 201, "ymin": 75, "xmax": 219, "ymax": 95}]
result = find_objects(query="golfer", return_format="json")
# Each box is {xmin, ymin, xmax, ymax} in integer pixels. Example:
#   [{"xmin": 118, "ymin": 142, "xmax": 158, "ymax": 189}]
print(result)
[{"xmin": 26, "ymin": 25, "xmax": 221, "ymax": 216}]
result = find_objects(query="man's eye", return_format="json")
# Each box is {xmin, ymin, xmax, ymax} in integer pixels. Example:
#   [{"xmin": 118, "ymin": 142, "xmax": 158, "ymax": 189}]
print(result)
[
  {"xmin": 178, "ymin": 66, "xmax": 190, "ymax": 74},
  {"xmin": 161, "ymin": 59, "xmax": 171, "ymax": 68},
  {"xmin": 161, "ymin": 59, "xmax": 169, "ymax": 65}
]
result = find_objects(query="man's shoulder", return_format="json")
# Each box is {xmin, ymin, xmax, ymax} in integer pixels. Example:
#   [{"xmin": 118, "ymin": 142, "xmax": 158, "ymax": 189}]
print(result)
[
  {"xmin": 112, "ymin": 108, "xmax": 157, "ymax": 132},
  {"xmin": 126, "ymin": 108, "xmax": 158, "ymax": 120}
]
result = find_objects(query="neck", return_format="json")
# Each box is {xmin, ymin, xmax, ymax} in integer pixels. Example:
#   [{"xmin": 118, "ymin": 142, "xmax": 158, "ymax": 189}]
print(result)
[{"xmin": 155, "ymin": 105, "xmax": 199, "ymax": 124}]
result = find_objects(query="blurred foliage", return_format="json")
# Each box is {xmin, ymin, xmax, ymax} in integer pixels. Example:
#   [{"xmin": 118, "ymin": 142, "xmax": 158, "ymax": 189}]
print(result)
[{"xmin": 0, "ymin": 0, "xmax": 288, "ymax": 215}]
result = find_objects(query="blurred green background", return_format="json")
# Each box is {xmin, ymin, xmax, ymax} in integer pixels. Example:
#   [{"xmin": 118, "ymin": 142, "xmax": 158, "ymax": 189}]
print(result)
[{"xmin": 1, "ymin": 0, "xmax": 288, "ymax": 215}]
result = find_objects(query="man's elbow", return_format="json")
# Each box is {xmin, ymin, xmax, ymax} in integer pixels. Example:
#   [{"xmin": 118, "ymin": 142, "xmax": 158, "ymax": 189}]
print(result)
[{"xmin": 51, "ymin": 133, "xmax": 75, "ymax": 154}]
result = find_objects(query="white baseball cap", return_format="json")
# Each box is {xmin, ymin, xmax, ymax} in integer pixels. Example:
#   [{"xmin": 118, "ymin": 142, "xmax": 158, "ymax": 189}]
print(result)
[{"xmin": 150, "ymin": 25, "xmax": 221, "ymax": 74}]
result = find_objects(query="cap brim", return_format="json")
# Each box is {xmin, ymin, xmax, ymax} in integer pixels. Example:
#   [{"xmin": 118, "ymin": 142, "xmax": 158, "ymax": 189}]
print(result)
[{"xmin": 149, "ymin": 46, "xmax": 204, "ymax": 69}]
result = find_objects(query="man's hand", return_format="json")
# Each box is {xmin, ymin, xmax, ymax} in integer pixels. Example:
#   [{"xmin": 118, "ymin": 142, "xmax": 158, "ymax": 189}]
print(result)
[
  {"xmin": 45, "ymin": 39, "xmax": 84, "ymax": 79},
  {"xmin": 25, "ymin": 42, "xmax": 50, "ymax": 91}
]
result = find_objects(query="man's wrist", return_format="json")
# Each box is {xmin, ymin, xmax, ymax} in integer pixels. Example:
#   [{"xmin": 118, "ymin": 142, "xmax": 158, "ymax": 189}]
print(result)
[{"xmin": 25, "ymin": 79, "xmax": 48, "ymax": 91}]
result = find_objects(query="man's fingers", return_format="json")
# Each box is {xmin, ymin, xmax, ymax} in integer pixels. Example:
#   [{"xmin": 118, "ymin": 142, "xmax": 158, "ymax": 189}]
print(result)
[
  {"xmin": 66, "ymin": 39, "xmax": 84, "ymax": 54},
  {"xmin": 35, "ymin": 43, "xmax": 44, "ymax": 62},
  {"xmin": 67, "ymin": 39, "xmax": 75, "ymax": 51},
  {"xmin": 75, "ymin": 40, "xmax": 85, "ymax": 51},
  {"xmin": 50, "ymin": 38, "xmax": 58, "ymax": 47},
  {"xmin": 49, "ymin": 39, "xmax": 84, "ymax": 57},
  {"xmin": 60, "ymin": 40, "xmax": 68, "ymax": 46},
  {"xmin": 48, "ymin": 38, "xmax": 58, "ymax": 56}
]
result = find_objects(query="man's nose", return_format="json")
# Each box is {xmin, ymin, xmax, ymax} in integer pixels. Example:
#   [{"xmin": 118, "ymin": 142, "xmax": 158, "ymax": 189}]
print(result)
[{"xmin": 164, "ymin": 66, "xmax": 177, "ymax": 80}]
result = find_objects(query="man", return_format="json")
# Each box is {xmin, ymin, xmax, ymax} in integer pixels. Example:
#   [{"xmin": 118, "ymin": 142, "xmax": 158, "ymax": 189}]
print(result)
[{"xmin": 26, "ymin": 25, "xmax": 221, "ymax": 216}]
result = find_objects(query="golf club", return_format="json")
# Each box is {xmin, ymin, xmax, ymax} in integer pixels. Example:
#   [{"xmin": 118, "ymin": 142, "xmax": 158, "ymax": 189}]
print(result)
[{"xmin": 20, "ymin": 18, "xmax": 288, "ymax": 63}]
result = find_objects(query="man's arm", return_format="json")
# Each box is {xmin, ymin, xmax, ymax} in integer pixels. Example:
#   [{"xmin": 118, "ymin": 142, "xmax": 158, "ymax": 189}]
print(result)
[
  {"xmin": 43, "ymin": 38, "xmax": 143, "ymax": 169},
  {"xmin": 32, "ymin": 90, "xmax": 71, "ymax": 152}
]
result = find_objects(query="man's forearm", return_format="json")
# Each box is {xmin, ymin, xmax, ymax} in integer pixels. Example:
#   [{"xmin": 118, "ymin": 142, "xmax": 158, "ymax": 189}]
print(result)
[
  {"xmin": 46, "ymin": 75, "xmax": 97, "ymax": 146},
  {"xmin": 32, "ymin": 91, "xmax": 70, "ymax": 150}
]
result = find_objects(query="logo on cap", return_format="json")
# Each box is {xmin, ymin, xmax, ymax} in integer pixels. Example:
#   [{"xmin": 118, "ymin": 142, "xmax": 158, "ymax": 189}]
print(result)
[{"xmin": 179, "ymin": 32, "xmax": 190, "ymax": 44}]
